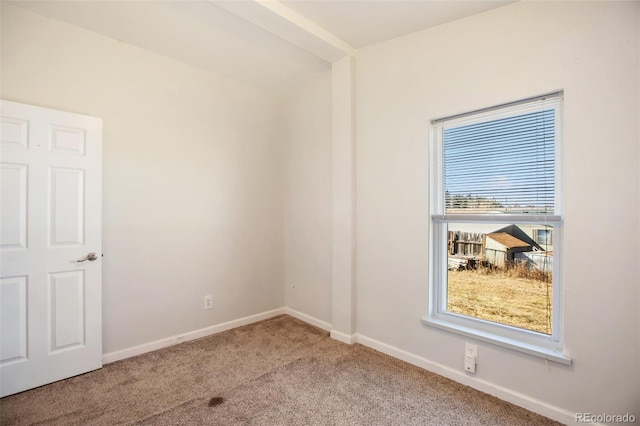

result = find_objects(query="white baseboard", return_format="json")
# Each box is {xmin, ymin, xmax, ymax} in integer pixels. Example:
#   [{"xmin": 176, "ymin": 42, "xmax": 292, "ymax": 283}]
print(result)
[
  {"xmin": 330, "ymin": 329, "xmax": 357, "ymax": 344},
  {"xmin": 281, "ymin": 307, "xmax": 355, "ymax": 344},
  {"xmin": 355, "ymin": 333, "xmax": 577, "ymax": 425},
  {"xmin": 102, "ymin": 307, "xmax": 286, "ymax": 364},
  {"xmin": 284, "ymin": 307, "xmax": 332, "ymax": 331}
]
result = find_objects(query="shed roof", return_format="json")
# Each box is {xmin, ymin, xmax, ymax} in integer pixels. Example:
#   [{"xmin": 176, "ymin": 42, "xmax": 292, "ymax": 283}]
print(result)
[{"xmin": 486, "ymin": 232, "xmax": 530, "ymax": 249}]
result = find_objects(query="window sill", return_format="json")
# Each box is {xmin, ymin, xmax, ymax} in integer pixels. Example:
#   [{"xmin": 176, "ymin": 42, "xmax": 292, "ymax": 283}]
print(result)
[{"xmin": 422, "ymin": 317, "xmax": 572, "ymax": 365}]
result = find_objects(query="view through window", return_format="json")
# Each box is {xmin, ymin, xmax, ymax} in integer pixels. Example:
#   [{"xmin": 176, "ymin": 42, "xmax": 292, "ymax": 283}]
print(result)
[
  {"xmin": 446, "ymin": 222, "xmax": 553, "ymax": 334},
  {"xmin": 430, "ymin": 93, "xmax": 562, "ymax": 343}
]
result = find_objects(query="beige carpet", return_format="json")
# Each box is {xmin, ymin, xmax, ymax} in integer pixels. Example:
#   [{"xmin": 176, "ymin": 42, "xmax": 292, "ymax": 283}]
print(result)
[{"xmin": 0, "ymin": 315, "xmax": 562, "ymax": 425}]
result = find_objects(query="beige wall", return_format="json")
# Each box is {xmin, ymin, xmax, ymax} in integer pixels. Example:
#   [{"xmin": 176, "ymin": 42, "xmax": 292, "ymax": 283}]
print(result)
[
  {"xmin": 355, "ymin": 0, "xmax": 639, "ymax": 420},
  {"xmin": 283, "ymin": 72, "xmax": 333, "ymax": 325},
  {"xmin": 1, "ymin": 4, "xmax": 285, "ymax": 354}
]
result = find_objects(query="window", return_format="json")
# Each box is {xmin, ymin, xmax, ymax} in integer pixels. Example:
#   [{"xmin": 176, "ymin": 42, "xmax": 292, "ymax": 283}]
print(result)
[
  {"xmin": 424, "ymin": 92, "xmax": 569, "ymax": 364},
  {"xmin": 533, "ymin": 228, "xmax": 553, "ymax": 246}
]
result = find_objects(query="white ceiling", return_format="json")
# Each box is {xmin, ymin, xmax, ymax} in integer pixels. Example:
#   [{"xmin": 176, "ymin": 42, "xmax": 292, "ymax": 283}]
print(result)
[
  {"xmin": 8, "ymin": 0, "xmax": 516, "ymax": 93},
  {"xmin": 281, "ymin": 0, "xmax": 515, "ymax": 49}
]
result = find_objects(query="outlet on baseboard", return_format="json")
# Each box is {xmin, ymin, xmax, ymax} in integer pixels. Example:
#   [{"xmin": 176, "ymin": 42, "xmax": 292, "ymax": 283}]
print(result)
[
  {"xmin": 204, "ymin": 295, "xmax": 213, "ymax": 309},
  {"xmin": 465, "ymin": 343, "xmax": 478, "ymax": 373}
]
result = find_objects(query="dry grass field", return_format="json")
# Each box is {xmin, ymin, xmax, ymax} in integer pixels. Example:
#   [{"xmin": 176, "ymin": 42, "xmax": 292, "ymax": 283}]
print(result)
[{"xmin": 447, "ymin": 267, "xmax": 552, "ymax": 334}]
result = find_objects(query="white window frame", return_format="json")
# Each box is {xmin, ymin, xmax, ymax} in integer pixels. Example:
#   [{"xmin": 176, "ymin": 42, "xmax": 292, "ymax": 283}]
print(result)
[{"xmin": 422, "ymin": 92, "xmax": 571, "ymax": 365}]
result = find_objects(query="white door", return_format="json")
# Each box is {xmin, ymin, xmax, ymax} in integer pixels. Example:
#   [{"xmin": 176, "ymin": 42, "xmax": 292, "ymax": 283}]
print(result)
[{"xmin": 0, "ymin": 100, "xmax": 102, "ymax": 397}]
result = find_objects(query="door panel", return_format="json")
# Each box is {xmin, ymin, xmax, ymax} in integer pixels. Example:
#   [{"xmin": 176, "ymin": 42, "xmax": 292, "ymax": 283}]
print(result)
[
  {"xmin": 0, "ymin": 100, "xmax": 102, "ymax": 397},
  {"xmin": 49, "ymin": 167, "xmax": 85, "ymax": 246},
  {"xmin": 0, "ymin": 163, "xmax": 28, "ymax": 249},
  {"xmin": 0, "ymin": 276, "xmax": 27, "ymax": 364},
  {"xmin": 0, "ymin": 117, "xmax": 29, "ymax": 150},
  {"xmin": 49, "ymin": 270, "xmax": 85, "ymax": 351},
  {"xmin": 50, "ymin": 125, "xmax": 86, "ymax": 156}
]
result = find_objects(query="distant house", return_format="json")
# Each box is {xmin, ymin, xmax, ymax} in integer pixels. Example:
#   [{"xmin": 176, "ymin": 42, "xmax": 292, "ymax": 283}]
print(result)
[
  {"xmin": 515, "ymin": 224, "xmax": 554, "ymax": 252},
  {"xmin": 448, "ymin": 223, "xmax": 552, "ymax": 270},
  {"xmin": 485, "ymin": 232, "xmax": 532, "ymax": 268}
]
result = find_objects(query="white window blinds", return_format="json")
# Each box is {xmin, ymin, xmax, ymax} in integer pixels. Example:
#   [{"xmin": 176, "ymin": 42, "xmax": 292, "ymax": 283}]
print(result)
[{"xmin": 432, "ymin": 93, "xmax": 561, "ymax": 216}]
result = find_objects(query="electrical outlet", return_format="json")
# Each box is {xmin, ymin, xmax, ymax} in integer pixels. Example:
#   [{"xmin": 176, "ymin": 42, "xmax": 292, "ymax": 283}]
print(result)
[
  {"xmin": 465, "ymin": 343, "xmax": 478, "ymax": 358},
  {"xmin": 204, "ymin": 295, "xmax": 213, "ymax": 309},
  {"xmin": 464, "ymin": 343, "xmax": 478, "ymax": 373}
]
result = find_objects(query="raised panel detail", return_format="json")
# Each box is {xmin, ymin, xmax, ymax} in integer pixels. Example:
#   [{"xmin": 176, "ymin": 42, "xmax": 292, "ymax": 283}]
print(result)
[
  {"xmin": 1, "ymin": 164, "xmax": 28, "ymax": 249},
  {"xmin": 0, "ymin": 276, "xmax": 28, "ymax": 365},
  {"xmin": 0, "ymin": 117, "xmax": 29, "ymax": 150},
  {"xmin": 49, "ymin": 271, "xmax": 84, "ymax": 352},
  {"xmin": 50, "ymin": 125, "xmax": 86, "ymax": 156},
  {"xmin": 49, "ymin": 168, "xmax": 84, "ymax": 247}
]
